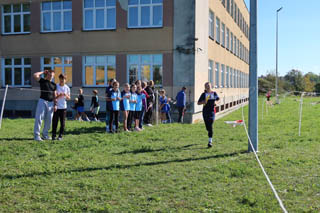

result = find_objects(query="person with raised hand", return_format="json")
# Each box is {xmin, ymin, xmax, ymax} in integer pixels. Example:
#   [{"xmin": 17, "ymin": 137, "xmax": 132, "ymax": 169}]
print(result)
[{"xmin": 33, "ymin": 69, "xmax": 57, "ymax": 141}]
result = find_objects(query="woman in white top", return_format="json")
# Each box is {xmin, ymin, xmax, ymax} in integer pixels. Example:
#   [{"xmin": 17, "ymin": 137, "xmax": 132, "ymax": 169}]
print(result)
[{"xmin": 52, "ymin": 74, "xmax": 70, "ymax": 140}]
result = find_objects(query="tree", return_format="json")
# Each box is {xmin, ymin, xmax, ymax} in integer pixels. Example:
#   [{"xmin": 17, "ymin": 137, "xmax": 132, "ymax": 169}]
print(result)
[
  {"xmin": 314, "ymin": 83, "xmax": 320, "ymax": 94},
  {"xmin": 304, "ymin": 76, "xmax": 315, "ymax": 92},
  {"xmin": 284, "ymin": 69, "xmax": 305, "ymax": 92}
]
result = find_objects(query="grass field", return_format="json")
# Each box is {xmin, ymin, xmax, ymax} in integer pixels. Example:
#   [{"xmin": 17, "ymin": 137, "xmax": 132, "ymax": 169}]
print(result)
[{"xmin": 0, "ymin": 97, "xmax": 320, "ymax": 212}]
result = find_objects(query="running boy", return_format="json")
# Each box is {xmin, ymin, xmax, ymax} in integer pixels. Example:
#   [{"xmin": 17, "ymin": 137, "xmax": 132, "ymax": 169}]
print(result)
[
  {"xmin": 77, "ymin": 89, "xmax": 90, "ymax": 121},
  {"xmin": 197, "ymin": 82, "xmax": 220, "ymax": 148},
  {"xmin": 90, "ymin": 90, "xmax": 100, "ymax": 121}
]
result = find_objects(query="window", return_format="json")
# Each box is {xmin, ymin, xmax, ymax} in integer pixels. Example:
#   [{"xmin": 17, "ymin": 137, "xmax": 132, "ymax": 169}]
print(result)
[
  {"xmin": 234, "ymin": 69, "xmax": 237, "ymax": 88},
  {"xmin": 41, "ymin": 1, "xmax": 72, "ymax": 32},
  {"xmin": 226, "ymin": 28, "xmax": 230, "ymax": 50},
  {"xmin": 209, "ymin": 10, "xmax": 214, "ymax": 39},
  {"xmin": 127, "ymin": 54, "xmax": 162, "ymax": 85},
  {"xmin": 221, "ymin": 23, "xmax": 225, "ymax": 47},
  {"xmin": 226, "ymin": 0, "xmax": 230, "ymax": 13},
  {"xmin": 208, "ymin": 60, "xmax": 214, "ymax": 85},
  {"xmin": 2, "ymin": 58, "xmax": 31, "ymax": 87},
  {"xmin": 230, "ymin": 68, "xmax": 233, "ymax": 88},
  {"xmin": 230, "ymin": 0, "xmax": 234, "ymax": 18},
  {"xmin": 83, "ymin": 56, "xmax": 115, "ymax": 86},
  {"xmin": 2, "ymin": 3, "xmax": 30, "ymax": 34},
  {"xmin": 230, "ymin": 32, "xmax": 233, "ymax": 53},
  {"xmin": 221, "ymin": 64, "xmax": 225, "ymax": 88},
  {"xmin": 226, "ymin": 66, "xmax": 229, "ymax": 88},
  {"xmin": 234, "ymin": 36, "xmax": 237, "ymax": 55},
  {"xmin": 216, "ymin": 17, "xmax": 220, "ymax": 43},
  {"xmin": 237, "ymin": 39, "xmax": 240, "ymax": 57},
  {"xmin": 234, "ymin": 3, "xmax": 237, "ymax": 22},
  {"xmin": 83, "ymin": 0, "xmax": 116, "ymax": 30},
  {"xmin": 215, "ymin": 62, "xmax": 219, "ymax": 88},
  {"xmin": 128, "ymin": 0, "xmax": 163, "ymax": 28},
  {"xmin": 42, "ymin": 56, "xmax": 73, "ymax": 86}
]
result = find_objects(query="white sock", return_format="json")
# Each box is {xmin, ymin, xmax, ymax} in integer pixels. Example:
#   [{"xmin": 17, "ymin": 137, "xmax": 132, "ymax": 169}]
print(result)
[{"xmin": 209, "ymin": 138, "xmax": 212, "ymax": 143}]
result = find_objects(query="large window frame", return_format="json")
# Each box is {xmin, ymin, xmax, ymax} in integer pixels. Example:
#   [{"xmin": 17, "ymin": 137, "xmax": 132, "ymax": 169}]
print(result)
[
  {"xmin": 127, "ymin": 54, "xmax": 163, "ymax": 86},
  {"xmin": 128, "ymin": 0, "xmax": 163, "ymax": 28},
  {"xmin": 226, "ymin": 27, "xmax": 230, "ymax": 50},
  {"xmin": 83, "ymin": 0, "xmax": 116, "ymax": 31},
  {"xmin": 221, "ymin": 64, "xmax": 225, "ymax": 88},
  {"xmin": 208, "ymin": 60, "xmax": 214, "ymax": 86},
  {"xmin": 41, "ymin": 0, "xmax": 72, "ymax": 33},
  {"xmin": 230, "ymin": 32, "xmax": 234, "ymax": 53},
  {"xmin": 215, "ymin": 62, "xmax": 220, "ymax": 88},
  {"xmin": 209, "ymin": 10, "xmax": 214, "ymax": 39},
  {"xmin": 41, "ymin": 56, "xmax": 73, "ymax": 86},
  {"xmin": 83, "ymin": 55, "xmax": 116, "ymax": 87},
  {"xmin": 221, "ymin": 22, "xmax": 225, "ymax": 47},
  {"xmin": 226, "ymin": 66, "xmax": 229, "ymax": 88},
  {"xmin": 2, "ymin": 58, "xmax": 32, "ymax": 87},
  {"xmin": 215, "ymin": 17, "xmax": 220, "ymax": 44},
  {"xmin": 1, "ymin": 3, "xmax": 30, "ymax": 35}
]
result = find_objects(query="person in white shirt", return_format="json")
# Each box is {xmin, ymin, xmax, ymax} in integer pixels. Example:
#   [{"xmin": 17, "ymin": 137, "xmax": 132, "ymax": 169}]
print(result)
[{"xmin": 52, "ymin": 74, "xmax": 70, "ymax": 140}]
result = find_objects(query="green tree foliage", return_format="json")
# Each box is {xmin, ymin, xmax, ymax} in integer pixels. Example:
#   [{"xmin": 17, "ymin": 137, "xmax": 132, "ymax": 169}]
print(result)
[{"xmin": 284, "ymin": 69, "xmax": 305, "ymax": 92}]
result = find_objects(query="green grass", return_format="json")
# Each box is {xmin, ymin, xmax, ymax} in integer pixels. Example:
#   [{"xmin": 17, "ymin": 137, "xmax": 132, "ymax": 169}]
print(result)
[{"xmin": 0, "ymin": 97, "xmax": 320, "ymax": 212}]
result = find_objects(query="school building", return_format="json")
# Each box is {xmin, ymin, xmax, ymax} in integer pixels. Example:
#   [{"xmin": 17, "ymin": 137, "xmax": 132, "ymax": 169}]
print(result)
[{"xmin": 0, "ymin": 0, "xmax": 249, "ymax": 123}]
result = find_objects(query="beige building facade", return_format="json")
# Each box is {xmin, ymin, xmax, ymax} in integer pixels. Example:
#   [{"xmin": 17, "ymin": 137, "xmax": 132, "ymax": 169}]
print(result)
[{"xmin": 0, "ymin": 0, "xmax": 249, "ymax": 122}]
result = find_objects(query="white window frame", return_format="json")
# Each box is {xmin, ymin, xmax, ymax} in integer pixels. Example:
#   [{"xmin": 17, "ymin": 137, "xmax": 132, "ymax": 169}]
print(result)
[
  {"xmin": 216, "ymin": 17, "xmax": 220, "ymax": 43},
  {"xmin": 41, "ymin": 56, "xmax": 73, "ymax": 86},
  {"xmin": 221, "ymin": 23, "xmax": 225, "ymax": 47},
  {"xmin": 2, "ymin": 58, "xmax": 32, "ymax": 87},
  {"xmin": 230, "ymin": 68, "xmax": 233, "ymax": 88},
  {"xmin": 226, "ymin": 66, "xmax": 229, "ymax": 88},
  {"xmin": 209, "ymin": 10, "xmax": 214, "ymax": 39},
  {"xmin": 208, "ymin": 60, "xmax": 214, "ymax": 85},
  {"xmin": 226, "ymin": 27, "xmax": 230, "ymax": 50},
  {"xmin": 215, "ymin": 62, "xmax": 220, "ymax": 88},
  {"xmin": 230, "ymin": 32, "xmax": 233, "ymax": 53},
  {"xmin": 82, "ymin": 55, "xmax": 116, "ymax": 87},
  {"xmin": 1, "ymin": 3, "xmax": 30, "ymax": 35},
  {"xmin": 41, "ymin": 0, "xmax": 72, "ymax": 33},
  {"xmin": 83, "ymin": 0, "xmax": 116, "ymax": 30},
  {"xmin": 128, "ymin": 0, "xmax": 163, "ymax": 28},
  {"xmin": 221, "ymin": 64, "xmax": 225, "ymax": 88},
  {"xmin": 127, "ymin": 54, "xmax": 163, "ymax": 86}
]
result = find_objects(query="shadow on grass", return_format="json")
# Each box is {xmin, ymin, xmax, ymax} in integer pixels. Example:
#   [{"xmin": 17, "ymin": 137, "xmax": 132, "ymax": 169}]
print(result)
[
  {"xmin": 65, "ymin": 126, "xmax": 106, "ymax": 135},
  {"xmin": 114, "ymin": 144, "xmax": 199, "ymax": 155},
  {"xmin": 2, "ymin": 150, "xmax": 248, "ymax": 180},
  {"xmin": 0, "ymin": 138, "xmax": 34, "ymax": 141}
]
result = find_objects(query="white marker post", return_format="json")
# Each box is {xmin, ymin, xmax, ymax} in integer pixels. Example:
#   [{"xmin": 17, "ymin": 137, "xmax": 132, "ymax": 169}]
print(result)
[
  {"xmin": 298, "ymin": 92, "xmax": 304, "ymax": 136},
  {"xmin": 0, "ymin": 85, "xmax": 9, "ymax": 129},
  {"xmin": 155, "ymin": 90, "xmax": 159, "ymax": 125}
]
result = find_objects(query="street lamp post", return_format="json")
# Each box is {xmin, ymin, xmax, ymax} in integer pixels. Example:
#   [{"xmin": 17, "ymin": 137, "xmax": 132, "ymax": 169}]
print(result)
[{"xmin": 275, "ymin": 7, "xmax": 283, "ymax": 104}]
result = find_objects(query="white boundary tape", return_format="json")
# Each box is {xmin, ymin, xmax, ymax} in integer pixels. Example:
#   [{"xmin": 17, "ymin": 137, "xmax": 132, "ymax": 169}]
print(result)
[
  {"xmin": 0, "ymin": 85, "xmax": 9, "ymax": 129},
  {"xmin": 240, "ymin": 100, "xmax": 288, "ymax": 213}
]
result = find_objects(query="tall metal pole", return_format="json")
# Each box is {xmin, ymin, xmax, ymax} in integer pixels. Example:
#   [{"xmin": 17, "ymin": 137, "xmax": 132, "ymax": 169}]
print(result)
[
  {"xmin": 248, "ymin": 0, "xmax": 258, "ymax": 152},
  {"xmin": 275, "ymin": 7, "xmax": 283, "ymax": 104}
]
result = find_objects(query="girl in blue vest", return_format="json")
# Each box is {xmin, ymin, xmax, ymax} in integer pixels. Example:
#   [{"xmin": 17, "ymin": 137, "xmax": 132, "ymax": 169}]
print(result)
[
  {"xmin": 127, "ymin": 84, "xmax": 138, "ymax": 131},
  {"xmin": 108, "ymin": 81, "xmax": 121, "ymax": 133},
  {"xmin": 136, "ymin": 85, "xmax": 146, "ymax": 130},
  {"xmin": 120, "ymin": 83, "xmax": 131, "ymax": 132},
  {"xmin": 197, "ymin": 82, "xmax": 220, "ymax": 148}
]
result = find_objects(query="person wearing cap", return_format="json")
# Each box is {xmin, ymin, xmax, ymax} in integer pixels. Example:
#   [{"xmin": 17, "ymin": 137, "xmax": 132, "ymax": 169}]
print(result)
[
  {"xmin": 176, "ymin": 86, "xmax": 187, "ymax": 123},
  {"xmin": 33, "ymin": 69, "xmax": 57, "ymax": 141},
  {"xmin": 52, "ymin": 74, "xmax": 70, "ymax": 140}
]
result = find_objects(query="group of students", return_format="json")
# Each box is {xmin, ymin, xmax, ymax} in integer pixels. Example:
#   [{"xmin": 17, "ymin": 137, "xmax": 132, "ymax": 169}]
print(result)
[{"xmin": 32, "ymin": 69, "xmax": 219, "ymax": 148}]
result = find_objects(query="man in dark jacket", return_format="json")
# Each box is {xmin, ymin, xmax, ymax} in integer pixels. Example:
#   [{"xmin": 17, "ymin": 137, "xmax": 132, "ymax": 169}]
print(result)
[
  {"xmin": 176, "ymin": 86, "xmax": 187, "ymax": 123},
  {"xmin": 144, "ymin": 80, "xmax": 154, "ymax": 126}
]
